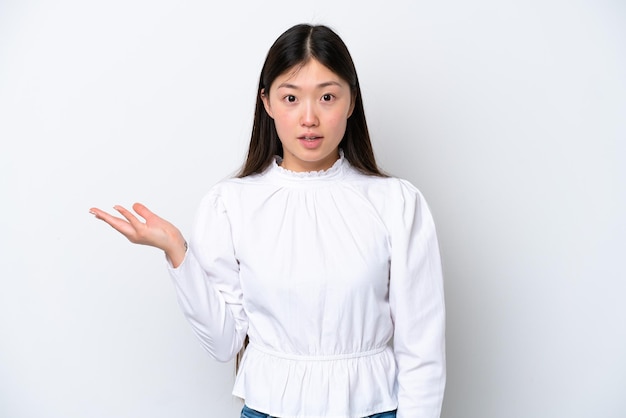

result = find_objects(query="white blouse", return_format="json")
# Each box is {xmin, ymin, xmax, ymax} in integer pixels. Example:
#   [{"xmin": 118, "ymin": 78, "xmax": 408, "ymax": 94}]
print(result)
[{"xmin": 169, "ymin": 154, "xmax": 445, "ymax": 418}]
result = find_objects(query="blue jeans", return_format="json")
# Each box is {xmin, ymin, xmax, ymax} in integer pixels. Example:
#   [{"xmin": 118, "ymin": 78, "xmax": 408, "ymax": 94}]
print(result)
[{"xmin": 241, "ymin": 404, "xmax": 397, "ymax": 418}]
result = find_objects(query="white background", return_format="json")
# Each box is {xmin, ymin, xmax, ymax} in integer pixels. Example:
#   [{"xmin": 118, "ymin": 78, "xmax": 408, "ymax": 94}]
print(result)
[{"xmin": 1, "ymin": 1, "xmax": 624, "ymax": 417}]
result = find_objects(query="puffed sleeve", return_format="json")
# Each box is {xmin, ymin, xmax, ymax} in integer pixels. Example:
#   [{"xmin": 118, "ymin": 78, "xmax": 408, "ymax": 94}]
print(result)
[
  {"xmin": 168, "ymin": 190, "xmax": 247, "ymax": 362},
  {"xmin": 389, "ymin": 181, "xmax": 446, "ymax": 418}
]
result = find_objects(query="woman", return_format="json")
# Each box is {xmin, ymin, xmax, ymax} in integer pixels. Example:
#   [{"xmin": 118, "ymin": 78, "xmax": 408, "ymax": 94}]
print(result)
[{"xmin": 91, "ymin": 23, "xmax": 445, "ymax": 418}]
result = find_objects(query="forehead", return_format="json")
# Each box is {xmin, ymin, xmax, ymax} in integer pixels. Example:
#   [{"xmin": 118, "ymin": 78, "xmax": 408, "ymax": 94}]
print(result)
[{"xmin": 272, "ymin": 59, "xmax": 347, "ymax": 89}]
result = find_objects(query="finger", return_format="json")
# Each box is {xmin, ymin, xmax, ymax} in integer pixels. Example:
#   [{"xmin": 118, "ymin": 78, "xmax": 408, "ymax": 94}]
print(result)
[
  {"xmin": 90, "ymin": 208, "xmax": 136, "ymax": 237},
  {"xmin": 132, "ymin": 202, "xmax": 157, "ymax": 222},
  {"xmin": 114, "ymin": 205, "xmax": 145, "ymax": 229},
  {"xmin": 90, "ymin": 207, "xmax": 124, "ymax": 224},
  {"xmin": 89, "ymin": 207, "xmax": 107, "ymax": 220}
]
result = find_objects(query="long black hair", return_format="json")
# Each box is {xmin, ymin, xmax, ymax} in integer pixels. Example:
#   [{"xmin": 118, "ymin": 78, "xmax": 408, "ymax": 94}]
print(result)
[{"xmin": 238, "ymin": 24, "xmax": 385, "ymax": 177}]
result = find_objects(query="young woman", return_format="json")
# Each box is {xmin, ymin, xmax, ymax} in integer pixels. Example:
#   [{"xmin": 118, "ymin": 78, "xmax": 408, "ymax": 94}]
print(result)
[{"xmin": 90, "ymin": 24, "xmax": 445, "ymax": 418}]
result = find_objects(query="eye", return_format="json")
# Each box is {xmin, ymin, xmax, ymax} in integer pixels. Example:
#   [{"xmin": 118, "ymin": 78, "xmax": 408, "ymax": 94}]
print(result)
[
  {"xmin": 284, "ymin": 95, "xmax": 297, "ymax": 103},
  {"xmin": 321, "ymin": 94, "xmax": 334, "ymax": 102}
]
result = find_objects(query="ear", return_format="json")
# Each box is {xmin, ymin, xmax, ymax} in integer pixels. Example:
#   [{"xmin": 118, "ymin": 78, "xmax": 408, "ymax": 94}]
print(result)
[{"xmin": 260, "ymin": 88, "xmax": 274, "ymax": 119}]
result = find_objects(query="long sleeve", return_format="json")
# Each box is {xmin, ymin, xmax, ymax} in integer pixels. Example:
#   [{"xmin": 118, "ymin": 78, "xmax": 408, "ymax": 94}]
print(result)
[
  {"xmin": 168, "ymin": 191, "xmax": 247, "ymax": 362},
  {"xmin": 389, "ymin": 181, "xmax": 446, "ymax": 418}
]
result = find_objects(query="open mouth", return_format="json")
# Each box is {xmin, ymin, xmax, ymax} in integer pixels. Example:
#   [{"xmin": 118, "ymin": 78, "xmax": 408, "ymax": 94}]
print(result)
[{"xmin": 301, "ymin": 136, "xmax": 320, "ymax": 141}]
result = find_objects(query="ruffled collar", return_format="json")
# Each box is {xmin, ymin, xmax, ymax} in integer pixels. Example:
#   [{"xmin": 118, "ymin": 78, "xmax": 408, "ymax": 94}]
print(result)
[{"xmin": 271, "ymin": 150, "xmax": 346, "ymax": 180}]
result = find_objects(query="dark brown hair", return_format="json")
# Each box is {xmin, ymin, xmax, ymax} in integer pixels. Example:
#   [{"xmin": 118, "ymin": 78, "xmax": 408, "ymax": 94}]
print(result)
[{"xmin": 237, "ymin": 24, "xmax": 385, "ymax": 177}]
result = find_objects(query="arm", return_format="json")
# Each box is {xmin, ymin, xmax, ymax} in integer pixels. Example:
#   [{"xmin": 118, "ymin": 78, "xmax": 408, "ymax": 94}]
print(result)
[
  {"xmin": 169, "ymin": 191, "xmax": 247, "ymax": 362},
  {"xmin": 389, "ymin": 182, "xmax": 446, "ymax": 418},
  {"xmin": 90, "ymin": 198, "xmax": 247, "ymax": 361}
]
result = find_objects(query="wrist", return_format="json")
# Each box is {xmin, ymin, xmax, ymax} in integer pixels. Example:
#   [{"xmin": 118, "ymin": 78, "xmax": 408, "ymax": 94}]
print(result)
[{"xmin": 165, "ymin": 235, "xmax": 188, "ymax": 268}]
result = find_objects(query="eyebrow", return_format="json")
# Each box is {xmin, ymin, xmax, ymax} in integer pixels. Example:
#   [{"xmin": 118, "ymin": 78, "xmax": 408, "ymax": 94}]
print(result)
[{"xmin": 277, "ymin": 81, "xmax": 344, "ymax": 90}]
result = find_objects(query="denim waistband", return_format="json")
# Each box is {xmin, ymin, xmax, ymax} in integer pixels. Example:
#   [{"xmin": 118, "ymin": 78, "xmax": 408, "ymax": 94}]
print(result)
[{"xmin": 241, "ymin": 404, "xmax": 397, "ymax": 418}]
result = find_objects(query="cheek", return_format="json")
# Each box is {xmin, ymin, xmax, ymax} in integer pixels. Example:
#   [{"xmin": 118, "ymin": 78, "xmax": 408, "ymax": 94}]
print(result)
[
  {"xmin": 273, "ymin": 111, "xmax": 295, "ymax": 131},
  {"xmin": 326, "ymin": 112, "xmax": 349, "ymax": 134},
  {"xmin": 271, "ymin": 110, "xmax": 298, "ymax": 143}
]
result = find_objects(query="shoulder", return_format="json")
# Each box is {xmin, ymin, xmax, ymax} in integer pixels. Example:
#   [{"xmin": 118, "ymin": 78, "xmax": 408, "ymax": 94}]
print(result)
[
  {"xmin": 344, "ymin": 166, "xmax": 426, "ymax": 206},
  {"xmin": 200, "ymin": 173, "xmax": 262, "ymax": 199},
  {"xmin": 194, "ymin": 171, "xmax": 276, "ymax": 219},
  {"xmin": 192, "ymin": 177, "xmax": 242, "ymax": 211}
]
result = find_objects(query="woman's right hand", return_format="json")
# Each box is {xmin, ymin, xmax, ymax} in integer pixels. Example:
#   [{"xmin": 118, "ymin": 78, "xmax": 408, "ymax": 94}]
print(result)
[{"xmin": 89, "ymin": 202, "xmax": 187, "ymax": 268}]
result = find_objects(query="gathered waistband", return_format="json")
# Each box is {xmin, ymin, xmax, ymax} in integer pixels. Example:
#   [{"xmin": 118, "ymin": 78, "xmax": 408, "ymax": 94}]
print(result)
[{"xmin": 248, "ymin": 343, "xmax": 388, "ymax": 361}]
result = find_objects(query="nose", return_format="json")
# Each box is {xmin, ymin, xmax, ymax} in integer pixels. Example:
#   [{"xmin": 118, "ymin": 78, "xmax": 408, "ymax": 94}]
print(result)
[{"xmin": 300, "ymin": 102, "xmax": 319, "ymax": 127}]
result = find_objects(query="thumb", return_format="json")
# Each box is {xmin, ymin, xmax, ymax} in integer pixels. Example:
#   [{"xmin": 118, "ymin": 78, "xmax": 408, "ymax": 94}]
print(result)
[{"xmin": 132, "ymin": 202, "xmax": 155, "ymax": 220}]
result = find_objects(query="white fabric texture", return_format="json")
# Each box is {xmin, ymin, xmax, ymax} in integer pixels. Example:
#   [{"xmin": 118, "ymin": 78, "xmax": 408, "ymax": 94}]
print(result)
[{"xmin": 168, "ymin": 154, "xmax": 446, "ymax": 418}]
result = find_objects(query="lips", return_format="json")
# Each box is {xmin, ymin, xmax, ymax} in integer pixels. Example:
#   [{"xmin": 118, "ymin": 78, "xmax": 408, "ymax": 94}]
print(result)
[
  {"xmin": 298, "ymin": 134, "xmax": 322, "ymax": 140},
  {"xmin": 297, "ymin": 133, "xmax": 323, "ymax": 149}
]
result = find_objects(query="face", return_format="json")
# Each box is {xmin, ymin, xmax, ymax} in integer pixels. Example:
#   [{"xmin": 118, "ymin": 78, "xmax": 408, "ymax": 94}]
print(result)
[{"xmin": 262, "ymin": 59, "xmax": 354, "ymax": 172}]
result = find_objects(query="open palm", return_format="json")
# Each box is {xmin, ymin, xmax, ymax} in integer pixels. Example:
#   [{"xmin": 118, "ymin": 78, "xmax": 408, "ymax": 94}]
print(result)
[{"xmin": 90, "ymin": 202, "xmax": 186, "ymax": 267}]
